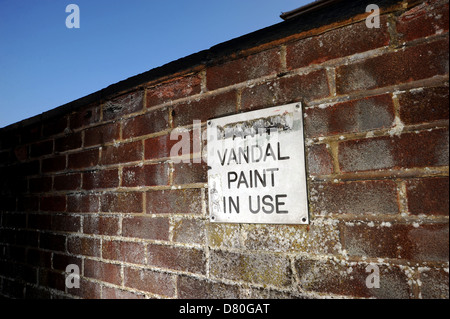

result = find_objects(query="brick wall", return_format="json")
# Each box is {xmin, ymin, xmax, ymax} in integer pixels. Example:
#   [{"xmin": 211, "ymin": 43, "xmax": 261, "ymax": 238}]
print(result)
[{"xmin": 0, "ymin": 0, "xmax": 448, "ymax": 299}]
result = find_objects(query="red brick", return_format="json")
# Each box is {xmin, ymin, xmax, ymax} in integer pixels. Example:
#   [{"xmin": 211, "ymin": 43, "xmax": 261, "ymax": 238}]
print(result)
[
  {"xmin": 207, "ymin": 48, "xmax": 281, "ymax": 90},
  {"xmin": 241, "ymin": 70, "xmax": 330, "ymax": 111},
  {"xmin": 172, "ymin": 90, "xmax": 236, "ymax": 127},
  {"xmin": 172, "ymin": 162, "xmax": 207, "ymax": 184},
  {"xmin": 103, "ymin": 90, "xmax": 144, "ymax": 121},
  {"xmin": 67, "ymin": 193, "xmax": 99, "ymax": 213},
  {"xmin": 67, "ymin": 149, "xmax": 99, "ymax": 170},
  {"xmin": 82, "ymin": 169, "xmax": 119, "ymax": 190},
  {"xmin": 101, "ymin": 141, "xmax": 142, "ymax": 165},
  {"xmin": 84, "ymin": 122, "xmax": 120, "ymax": 147},
  {"xmin": 310, "ymin": 180, "xmax": 399, "ymax": 215},
  {"xmin": 398, "ymin": 86, "xmax": 449, "ymax": 125},
  {"xmin": 84, "ymin": 259, "xmax": 121, "ymax": 285},
  {"xmin": 336, "ymin": 38, "xmax": 449, "ymax": 94},
  {"xmin": 27, "ymin": 213, "xmax": 51, "ymax": 231},
  {"xmin": 40, "ymin": 196, "xmax": 66, "ymax": 212},
  {"xmin": 30, "ymin": 140, "xmax": 53, "ymax": 158},
  {"xmin": 55, "ymin": 132, "xmax": 82, "ymax": 152},
  {"xmin": 53, "ymin": 173, "xmax": 81, "ymax": 191},
  {"xmin": 122, "ymin": 216, "xmax": 169, "ymax": 241},
  {"xmin": 420, "ymin": 268, "xmax": 449, "ymax": 299},
  {"xmin": 338, "ymin": 128, "xmax": 449, "ymax": 172},
  {"xmin": 344, "ymin": 222, "xmax": 449, "ymax": 262},
  {"xmin": 147, "ymin": 74, "xmax": 202, "ymax": 107},
  {"xmin": 397, "ymin": 1, "xmax": 449, "ymax": 42},
  {"xmin": 67, "ymin": 236, "xmax": 101, "ymax": 257},
  {"xmin": 307, "ymin": 144, "xmax": 334, "ymax": 176},
  {"xmin": 122, "ymin": 108, "xmax": 169, "ymax": 139},
  {"xmin": 144, "ymin": 133, "xmax": 177, "ymax": 160},
  {"xmin": 69, "ymin": 104, "xmax": 101, "ymax": 130},
  {"xmin": 406, "ymin": 177, "xmax": 449, "ymax": 216},
  {"xmin": 102, "ymin": 287, "xmax": 146, "ymax": 299},
  {"xmin": 83, "ymin": 215, "xmax": 119, "ymax": 236},
  {"xmin": 42, "ymin": 155, "xmax": 66, "ymax": 173},
  {"xmin": 122, "ymin": 163, "xmax": 169, "ymax": 187},
  {"xmin": 146, "ymin": 188, "xmax": 203, "ymax": 215},
  {"xmin": 124, "ymin": 267, "xmax": 176, "ymax": 297},
  {"xmin": 102, "ymin": 240, "xmax": 145, "ymax": 264},
  {"xmin": 287, "ymin": 18, "xmax": 390, "ymax": 70},
  {"xmin": 304, "ymin": 94, "xmax": 395, "ymax": 138},
  {"xmin": 147, "ymin": 244, "xmax": 206, "ymax": 274},
  {"xmin": 51, "ymin": 214, "xmax": 81, "ymax": 232},
  {"xmin": 68, "ymin": 277, "xmax": 101, "ymax": 299},
  {"xmin": 99, "ymin": 192, "xmax": 143, "ymax": 213}
]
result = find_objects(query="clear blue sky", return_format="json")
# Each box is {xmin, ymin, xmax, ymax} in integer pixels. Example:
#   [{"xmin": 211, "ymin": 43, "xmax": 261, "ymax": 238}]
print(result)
[{"xmin": 0, "ymin": 0, "xmax": 311, "ymax": 128}]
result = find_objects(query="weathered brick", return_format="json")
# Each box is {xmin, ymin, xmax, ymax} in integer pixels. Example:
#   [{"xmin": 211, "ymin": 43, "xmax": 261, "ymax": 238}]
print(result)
[
  {"xmin": 67, "ymin": 149, "xmax": 99, "ymax": 170},
  {"xmin": 102, "ymin": 287, "xmax": 146, "ymax": 299},
  {"xmin": 53, "ymin": 173, "xmax": 81, "ymax": 191},
  {"xmin": 55, "ymin": 132, "xmax": 82, "ymax": 152},
  {"xmin": 147, "ymin": 74, "xmax": 202, "ymax": 107},
  {"xmin": 124, "ymin": 267, "xmax": 176, "ymax": 297},
  {"xmin": 102, "ymin": 239, "xmax": 145, "ymax": 264},
  {"xmin": 144, "ymin": 133, "xmax": 177, "ymax": 160},
  {"xmin": 52, "ymin": 253, "xmax": 82, "ymax": 272},
  {"xmin": 147, "ymin": 244, "xmax": 206, "ymax": 274},
  {"xmin": 241, "ymin": 70, "xmax": 330, "ymax": 111},
  {"xmin": 67, "ymin": 236, "xmax": 101, "ymax": 257},
  {"xmin": 397, "ymin": 1, "xmax": 449, "ymax": 42},
  {"xmin": 177, "ymin": 276, "xmax": 240, "ymax": 299},
  {"xmin": 122, "ymin": 163, "xmax": 169, "ymax": 187},
  {"xmin": 84, "ymin": 122, "xmax": 120, "ymax": 147},
  {"xmin": 103, "ymin": 90, "xmax": 144, "ymax": 121},
  {"xmin": 146, "ymin": 188, "xmax": 203, "ymax": 215},
  {"xmin": 336, "ymin": 38, "xmax": 449, "ymax": 94},
  {"xmin": 287, "ymin": 17, "xmax": 390, "ymax": 70},
  {"xmin": 172, "ymin": 162, "xmax": 207, "ymax": 185},
  {"xmin": 207, "ymin": 48, "xmax": 281, "ymax": 90},
  {"xmin": 83, "ymin": 214, "xmax": 119, "ymax": 236},
  {"xmin": 82, "ymin": 169, "xmax": 119, "ymax": 190},
  {"xmin": 419, "ymin": 267, "xmax": 449, "ymax": 299},
  {"xmin": 67, "ymin": 193, "xmax": 99, "ymax": 213},
  {"xmin": 172, "ymin": 90, "xmax": 236, "ymax": 127},
  {"xmin": 295, "ymin": 257, "xmax": 412, "ymax": 298},
  {"xmin": 84, "ymin": 259, "xmax": 122, "ymax": 285},
  {"xmin": 101, "ymin": 141, "xmax": 142, "ymax": 165},
  {"xmin": 304, "ymin": 94, "xmax": 395, "ymax": 138},
  {"xmin": 209, "ymin": 250, "xmax": 291, "ymax": 287},
  {"xmin": 122, "ymin": 107, "xmax": 169, "ymax": 139},
  {"xmin": 69, "ymin": 104, "xmax": 101, "ymax": 130},
  {"xmin": 398, "ymin": 86, "xmax": 449, "ymax": 125},
  {"xmin": 338, "ymin": 128, "xmax": 449, "ymax": 172},
  {"xmin": 172, "ymin": 218, "xmax": 205, "ymax": 245},
  {"xmin": 122, "ymin": 216, "xmax": 169, "ymax": 241},
  {"xmin": 50, "ymin": 214, "xmax": 81, "ymax": 233},
  {"xmin": 67, "ymin": 277, "xmax": 101, "ymax": 299},
  {"xmin": 406, "ymin": 177, "xmax": 449, "ymax": 216},
  {"xmin": 309, "ymin": 180, "xmax": 399, "ymax": 215},
  {"xmin": 306, "ymin": 144, "xmax": 334, "ymax": 176},
  {"xmin": 343, "ymin": 222, "xmax": 449, "ymax": 262},
  {"xmin": 99, "ymin": 192, "xmax": 143, "ymax": 213}
]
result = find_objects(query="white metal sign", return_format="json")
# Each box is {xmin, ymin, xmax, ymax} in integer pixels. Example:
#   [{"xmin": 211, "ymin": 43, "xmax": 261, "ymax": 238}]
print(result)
[{"xmin": 207, "ymin": 103, "xmax": 309, "ymax": 224}]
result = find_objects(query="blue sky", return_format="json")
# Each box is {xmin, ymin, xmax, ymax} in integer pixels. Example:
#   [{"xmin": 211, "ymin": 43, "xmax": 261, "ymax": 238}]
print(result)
[{"xmin": 0, "ymin": 0, "xmax": 311, "ymax": 128}]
